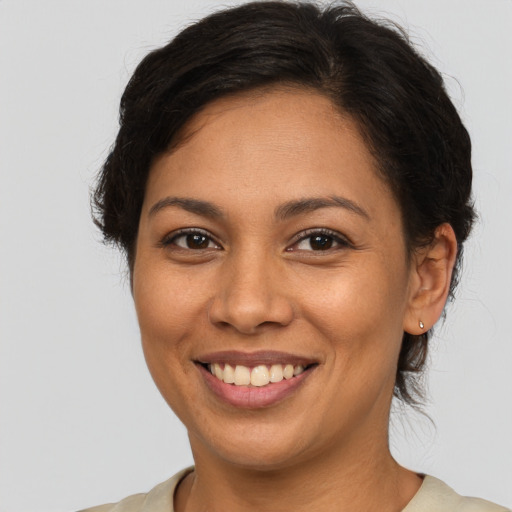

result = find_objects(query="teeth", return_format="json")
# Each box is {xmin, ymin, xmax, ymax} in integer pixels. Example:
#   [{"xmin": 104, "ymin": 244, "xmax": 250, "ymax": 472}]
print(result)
[
  {"xmin": 208, "ymin": 363, "xmax": 307, "ymax": 387},
  {"xmin": 251, "ymin": 365, "xmax": 270, "ymax": 387},
  {"xmin": 269, "ymin": 364, "xmax": 283, "ymax": 383},
  {"xmin": 213, "ymin": 363, "xmax": 223, "ymax": 380},
  {"xmin": 283, "ymin": 364, "xmax": 294, "ymax": 379},
  {"xmin": 223, "ymin": 363, "xmax": 235, "ymax": 384},
  {"xmin": 293, "ymin": 365, "xmax": 304, "ymax": 376},
  {"xmin": 234, "ymin": 365, "xmax": 251, "ymax": 386}
]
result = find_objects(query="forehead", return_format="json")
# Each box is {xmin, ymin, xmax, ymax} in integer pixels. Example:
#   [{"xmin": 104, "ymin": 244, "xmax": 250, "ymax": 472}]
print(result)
[
  {"xmin": 144, "ymin": 87, "xmax": 396, "ymax": 223},
  {"xmin": 173, "ymin": 86, "xmax": 359, "ymax": 163}
]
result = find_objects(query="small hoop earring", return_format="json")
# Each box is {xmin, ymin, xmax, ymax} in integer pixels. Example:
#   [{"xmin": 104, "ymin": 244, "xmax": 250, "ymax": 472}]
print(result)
[{"xmin": 419, "ymin": 321, "xmax": 425, "ymax": 330}]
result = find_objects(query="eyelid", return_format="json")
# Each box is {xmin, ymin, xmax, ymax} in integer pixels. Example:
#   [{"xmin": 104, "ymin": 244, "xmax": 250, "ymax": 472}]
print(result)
[
  {"xmin": 286, "ymin": 228, "xmax": 353, "ymax": 251},
  {"xmin": 160, "ymin": 227, "xmax": 223, "ymax": 249},
  {"xmin": 159, "ymin": 227, "xmax": 351, "ymax": 252}
]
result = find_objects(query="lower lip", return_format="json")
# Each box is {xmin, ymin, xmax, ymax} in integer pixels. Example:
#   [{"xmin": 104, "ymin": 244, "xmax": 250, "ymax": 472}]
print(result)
[{"xmin": 197, "ymin": 364, "xmax": 314, "ymax": 409}]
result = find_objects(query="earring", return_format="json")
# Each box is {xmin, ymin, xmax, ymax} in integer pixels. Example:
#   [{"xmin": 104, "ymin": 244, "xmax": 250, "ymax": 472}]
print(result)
[{"xmin": 419, "ymin": 321, "xmax": 425, "ymax": 330}]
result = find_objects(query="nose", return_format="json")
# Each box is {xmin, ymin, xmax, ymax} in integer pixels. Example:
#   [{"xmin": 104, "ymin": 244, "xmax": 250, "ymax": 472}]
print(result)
[{"xmin": 208, "ymin": 251, "xmax": 294, "ymax": 334}]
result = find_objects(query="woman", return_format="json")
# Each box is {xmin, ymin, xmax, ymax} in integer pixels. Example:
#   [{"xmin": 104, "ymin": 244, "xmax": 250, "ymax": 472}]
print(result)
[{"xmin": 83, "ymin": 1, "xmax": 508, "ymax": 511}]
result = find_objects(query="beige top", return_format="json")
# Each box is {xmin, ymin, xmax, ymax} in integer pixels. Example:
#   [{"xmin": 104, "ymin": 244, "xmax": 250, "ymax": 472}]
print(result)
[{"xmin": 79, "ymin": 468, "xmax": 510, "ymax": 512}]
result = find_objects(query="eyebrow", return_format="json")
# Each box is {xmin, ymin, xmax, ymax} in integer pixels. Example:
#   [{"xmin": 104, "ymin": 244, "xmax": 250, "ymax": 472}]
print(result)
[
  {"xmin": 148, "ymin": 194, "xmax": 369, "ymax": 222},
  {"xmin": 148, "ymin": 196, "xmax": 224, "ymax": 219},
  {"xmin": 275, "ymin": 196, "xmax": 370, "ymax": 221}
]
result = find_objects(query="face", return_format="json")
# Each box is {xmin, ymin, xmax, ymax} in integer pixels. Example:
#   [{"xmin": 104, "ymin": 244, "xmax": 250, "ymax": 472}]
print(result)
[{"xmin": 133, "ymin": 88, "xmax": 417, "ymax": 470}]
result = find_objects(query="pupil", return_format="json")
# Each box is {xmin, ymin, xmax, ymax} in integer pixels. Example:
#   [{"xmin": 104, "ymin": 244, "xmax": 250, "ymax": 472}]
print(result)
[
  {"xmin": 187, "ymin": 234, "xmax": 208, "ymax": 249},
  {"xmin": 310, "ymin": 235, "xmax": 333, "ymax": 250}
]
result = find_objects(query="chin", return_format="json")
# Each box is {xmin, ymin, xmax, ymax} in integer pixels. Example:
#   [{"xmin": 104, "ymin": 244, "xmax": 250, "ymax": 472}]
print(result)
[{"xmin": 188, "ymin": 417, "xmax": 323, "ymax": 471}]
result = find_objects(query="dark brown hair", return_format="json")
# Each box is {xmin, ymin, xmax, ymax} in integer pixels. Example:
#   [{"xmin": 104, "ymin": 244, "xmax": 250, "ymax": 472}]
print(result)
[{"xmin": 93, "ymin": 1, "xmax": 475, "ymax": 405}]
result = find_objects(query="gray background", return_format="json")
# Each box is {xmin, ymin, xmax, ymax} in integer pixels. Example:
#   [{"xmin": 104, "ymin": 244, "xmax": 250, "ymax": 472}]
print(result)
[{"xmin": 1, "ymin": 1, "xmax": 511, "ymax": 510}]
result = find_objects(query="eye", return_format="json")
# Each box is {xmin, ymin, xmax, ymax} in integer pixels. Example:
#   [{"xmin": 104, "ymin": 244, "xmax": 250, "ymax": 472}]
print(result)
[
  {"xmin": 162, "ymin": 229, "xmax": 221, "ymax": 250},
  {"xmin": 288, "ymin": 229, "xmax": 351, "ymax": 252}
]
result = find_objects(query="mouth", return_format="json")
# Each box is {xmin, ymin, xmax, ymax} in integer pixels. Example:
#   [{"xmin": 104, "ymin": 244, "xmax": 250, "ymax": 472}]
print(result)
[
  {"xmin": 204, "ymin": 362, "xmax": 311, "ymax": 386},
  {"xmin": 195, "ymin": 351, "xmax": 318, "ymax": 408}
]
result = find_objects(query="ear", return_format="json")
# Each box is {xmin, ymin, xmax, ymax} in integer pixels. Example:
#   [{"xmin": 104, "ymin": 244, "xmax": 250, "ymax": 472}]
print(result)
[{"xmin": 403, "ymin": 223, "xmax": 458, "ymax": 335}]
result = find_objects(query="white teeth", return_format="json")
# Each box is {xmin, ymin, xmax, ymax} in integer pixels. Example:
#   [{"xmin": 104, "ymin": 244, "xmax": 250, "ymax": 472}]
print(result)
[
  {"xmin": 213, "ymin": 363, "xmax": 223, "ymax": 380},
  {"xmin": 269, "ymin": 364, "xmax": 283, "ymax": 383},
  {"xmin": 250, "ymin": 365, "xmax": 270, "ymax": 387},
  {"xmin": 223, "ymin": 363, "xmax": 235, "ymax": 384},
  {"xmin": 209, "ymin": 363, "xmax": 308, "ymax": 386},
  {"xmin": 283, "ymin": 364, "xmax": 294, "ymax": 380},
  {"xmin": 234, "ymin": 365, "xmax": 251, "ymax": 386},
  {"xmin": 293, "ymin": 365, "xmax": 304, "ymax": 376}
]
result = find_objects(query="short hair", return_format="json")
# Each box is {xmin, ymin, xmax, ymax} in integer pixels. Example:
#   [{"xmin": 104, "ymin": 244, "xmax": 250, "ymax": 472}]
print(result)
[{"xmin": 93, "ymin": 0, "xmax": 475, "ymax": 406}]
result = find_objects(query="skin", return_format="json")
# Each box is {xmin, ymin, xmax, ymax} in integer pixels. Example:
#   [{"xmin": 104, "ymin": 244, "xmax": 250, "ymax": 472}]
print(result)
[{"xmin": 132, "ymin": 88, "xmax": 457, "ymax": 512}]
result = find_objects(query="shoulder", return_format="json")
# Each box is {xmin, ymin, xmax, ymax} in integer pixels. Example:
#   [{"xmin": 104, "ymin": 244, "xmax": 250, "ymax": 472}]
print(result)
[
  {"xmin": 403, "ymin": 475, "xmax": 510, "ymax": 512},
  {"xmin": 77, "ymin": 468, "xmax": 193, "ymax": 512}
]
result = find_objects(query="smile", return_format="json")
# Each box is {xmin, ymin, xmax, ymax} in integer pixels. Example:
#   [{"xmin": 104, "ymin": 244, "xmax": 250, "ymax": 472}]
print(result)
[
  {"xmin": 195, "ymin": 351, "xmax": 318, "ymax": 408},
  {"xmin": 208, "ymin": 363, "xmax": 306, "ymax": 387}
]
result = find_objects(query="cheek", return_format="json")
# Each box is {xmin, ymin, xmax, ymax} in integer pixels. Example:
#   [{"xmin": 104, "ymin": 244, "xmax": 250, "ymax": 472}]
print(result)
[
  {"xmin": 132, "ymin": 260, "xmax": 197, "ymax": 374},
  {"xmin": 134, "ymin": 254, "xmax": 203, "ymax": 332},
  {"xmin": 301, "ymin": 259, "xmax": 409, "ymax": 367},
  {"xmin": 132, "ymin": 266, "xmax": 200, "ymax": 418}
]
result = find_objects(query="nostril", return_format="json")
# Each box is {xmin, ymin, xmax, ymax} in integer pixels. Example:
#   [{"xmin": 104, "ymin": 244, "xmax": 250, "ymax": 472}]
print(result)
[
  {"xmin": 208, "ymin": 293, "xmax": 294, "ymax": 334},
  {"xmin": 216, "ymin": 320, "xmax": 233, "ymax": 329}
]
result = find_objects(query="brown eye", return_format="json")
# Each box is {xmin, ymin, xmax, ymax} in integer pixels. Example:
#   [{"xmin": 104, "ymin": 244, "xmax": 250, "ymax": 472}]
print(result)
[
  {"xmin": 165, "ymin": 230, "xmax": 221, "ymax": 250},
  {"xmin": 185, "ymin": 233, "xmax": 210, "ymax": 249},
  {"xmin": 289, "ymin": 229, "xmax": 351, "ymax": 252},
  {"xmin": 309, "ymin": 234, "xmax": 334, "ymax": 250}
]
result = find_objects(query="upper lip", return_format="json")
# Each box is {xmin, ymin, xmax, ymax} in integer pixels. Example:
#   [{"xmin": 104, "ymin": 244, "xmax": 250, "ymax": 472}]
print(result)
[{"xmin": 195, "ymin": 350, "xmax": 318, "ymax": 367}]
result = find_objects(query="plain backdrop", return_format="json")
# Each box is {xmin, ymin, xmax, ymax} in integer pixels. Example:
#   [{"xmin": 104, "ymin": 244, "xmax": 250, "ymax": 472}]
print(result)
[{"xmin": 1, "ymin": 1, "xmax": 511, "ymax": 511}]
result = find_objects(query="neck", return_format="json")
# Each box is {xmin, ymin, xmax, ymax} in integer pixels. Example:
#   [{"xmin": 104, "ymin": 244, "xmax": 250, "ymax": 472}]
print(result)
[{"xmin": 176, "ymin": 427, "xmax": 422, "ymax": 512}]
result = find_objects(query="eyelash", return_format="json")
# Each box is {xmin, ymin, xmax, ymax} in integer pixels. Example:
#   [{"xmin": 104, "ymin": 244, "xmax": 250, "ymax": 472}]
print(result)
[
  {"xmin": 160, "ymin": 228, "xmax": 351, "ymax": 253},
  {"xmin": 160, "ymin": 228, "xmax": 221, "ymax": 251},
  {"xmin": 288, "ymin": 228, "xmax": 352, "ymax": 252}
]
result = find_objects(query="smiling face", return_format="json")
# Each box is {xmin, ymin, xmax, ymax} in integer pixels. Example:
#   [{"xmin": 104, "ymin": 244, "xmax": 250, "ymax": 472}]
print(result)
[{"xmin": 132, "ymin": 87, "xmax": 418, "ymax": 470}]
